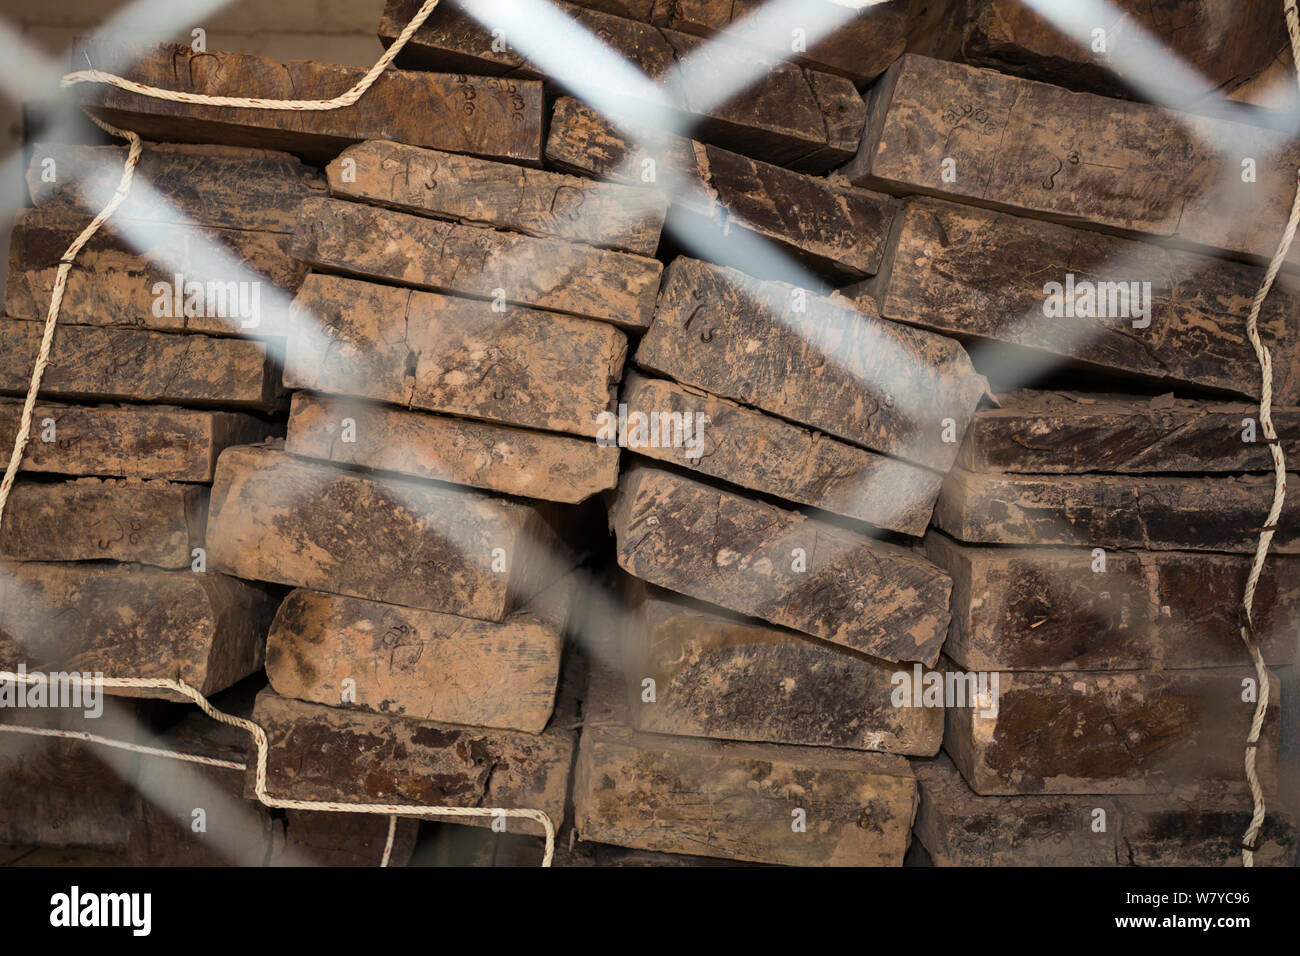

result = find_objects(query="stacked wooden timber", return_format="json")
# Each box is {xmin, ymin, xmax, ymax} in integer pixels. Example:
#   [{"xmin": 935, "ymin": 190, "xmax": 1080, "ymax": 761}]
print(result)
[{"xmin": 0, "ymin": 2, "xmax": 1292, "ymax": 869}]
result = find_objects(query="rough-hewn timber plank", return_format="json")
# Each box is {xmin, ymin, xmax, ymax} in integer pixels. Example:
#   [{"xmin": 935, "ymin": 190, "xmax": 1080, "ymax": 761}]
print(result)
[
  {"xmin": 27, "ymin": 142, "xmax": 325, "ymax": 234},
  {"xmin": 944, "ymin": 664, "xmax": 1281, "ymax": 795},
  {"xmin": 0, "ymin": 317, "xmax": 283, "ymax": 411},
  {"xmin": 546, "ymin": 97, "xmax": 896, "ymax": 283},
  {"xmin": 0, "ymin": 561, "xmax": 272, "ymax": 698},
  {"xmin": 379, "ymin": 0, "xmax": 864, "ymax": 171},
  {"xmin": 611, "ymin": 462, "xmax": 952, "ymax": 664},
  {"xmin": 247, "ymin": 690, "xmax": 573, "ymax": 838},
  {"xmin": 624, "ymin": 581, "xmax": 943, "ymax": 753},
  {"xmin": 265, "ymin": 577, "xmax": 572, "ymax": 732},
  {"xmin": 620, "ymin": 372, "xmax": 942, "ymax": 534},
  {"xmin": 0, "ymin": 478, "xmax": 205, "ymax": 568},
  {"xmin": 914, "ymin": 753, "xmax": 1295, "ymax": 867},
  {"xmin": 284, "ymin": 274, "xmax": 626, "ymax": 438},
  {"xmin": 75, "ymin": 42, "xmax": 545, "ymax": 166},
  {"xmin": 6, "ymin": 207, "xmax": 305, "ymax": 337},
  {"xmin": 637, "ymin": 257, "xmax": 986, "ymax": 470},
  {"xmin": 206, "ymin": 444, "xmax": 569, "ymax": 620},
  {"xmin": 958, "ymin": 391, "xmax": 1300, "ymax": 473},
  {"xmin": 286, "ymin": 394, "xmax": 616, "ymax": 504},
  {"xmin": 294, "ymin": 197, "xmax": 661, "ymax": 330},
  {"xmin": 573, "ymin": 657, "xmax": 918, "ymax": 865},
  {"xmin": 933, "ymin": 468, "xmax": 1300, "ymax": 552},
  {"xmin": 840, "ymin": 54, "xmax": 1300, "ymax": 266},
  {"xmin": 327, "ymin": 140, "xmax": 666, "ymax": 256},
  {"xmin": 0, "ymin": 400, "xmax": 273, "ymax": 482},
  {"xmin": 856, "ymin": 197, "xmax": 1300, "ymax": 401},
  {"xmin": 923, "ymin": 530, "xmax": 1300, "ymax": 671}
]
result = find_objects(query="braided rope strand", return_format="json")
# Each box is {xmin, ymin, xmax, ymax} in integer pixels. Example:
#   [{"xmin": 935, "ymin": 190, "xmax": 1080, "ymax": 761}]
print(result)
[{"xmin": 0, "ymin": 0, "xmax": 556, "ymax": 867}]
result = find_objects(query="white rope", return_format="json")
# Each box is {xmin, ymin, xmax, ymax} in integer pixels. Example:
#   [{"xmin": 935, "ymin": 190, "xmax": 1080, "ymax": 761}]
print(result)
[
  {"xmin": 1233, "ymin": 0, "xmax": 1300, "ymax": 869},
  {"xmin": 0, "ymin": 0, "xmax": 556, "ymax": 867},
  {"xmin": 0, "ymin": 671, "xmax": 556, "ymax": 866}
]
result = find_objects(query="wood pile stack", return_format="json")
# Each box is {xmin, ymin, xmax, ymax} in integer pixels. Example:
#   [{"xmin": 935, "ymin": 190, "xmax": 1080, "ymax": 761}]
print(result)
[{"xmin": 0, "ymin": 0, "xmax": 1294, "ymax": 867}]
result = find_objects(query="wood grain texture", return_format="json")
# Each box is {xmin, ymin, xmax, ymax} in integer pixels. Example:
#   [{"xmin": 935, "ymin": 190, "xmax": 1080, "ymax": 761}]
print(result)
[
  {"xmin": 0, "ymin": 400, "xmax": 272, "ymax": 482},
  {"xmin": 205, "ymin": 445, "xmax": 569, "ymax": 620},
  {"xmin": 75, "ymin": 42, "xmax": 545, "ymax": 166},
  {"xmin": 294, "ymin": 197, "xmax": 661, "ymax": 330},
  {"xmin": 958, "ymin": 391, "xmax": 1300, "ymax": 473},
  {"xmin": 328, "ymin": 140, "xmax": 666, "ymax": 256},
  {"xmin": 611, "ymin": 463, "xmax": 952, "ymax": 664},
  {"xmin": 913, "ymin": 0, "xmax": 1288, "ymax": 103},
  {"xmin": 624, "ymin": 581, "xmax": 943, "ymax": 754},
  {"xmin": 0, "ymin": 317, "xmax": 283, "ymax": 411},
  {"xmin": 573, "ymin": 657, "xmax": 918, "ymax": 865},
  {"xmin": 933, "ymin": 468, "xmax": 1300, "ymax": 552},
  {"xmin": 285, "ymin": 394, "xmax": 618, "ymax": 503},
  {"xmin": 620, "ymin": 372, "xmax": 941, "ymax": 534},
  {"xmin": 944, "ymin": 664, "xmax": 1281, "ymax": 796},
  {"xmin": 0, "ymin": 478, "xmax": 205, "ymax": 568},
  {"xmin": 248, "ymin": 690, "xmax": 573, "ymax": 837},
  {"xmin": 860, "ymin": 197, "xmax": 1300, "ymax": 401},
  {"xmin": 0, "ymin": 561, "xmax": 272, "ymax": 698},
  {"xmin": 637, "ymin": 257, "xmax": 986, "ymax": 470},
  {"xmin": 284, "ymin": 274, "xmax": 626, "ymax": 438},
  {"xmin": 265, "ymin": 578, "xmax": 571, "ymax": 732},
  {"xmin": 924, "ymin": 530, "xmax": 1300, "ymax": 671},
  {"xmin": 27, "ymin": 141, "xmax": 325, "ymax": 234},
  {"xmin": 379, "ymin": 0, "xmax": 864, "ymax": 171},
  {"xmin": 841, "ymin": 54, "xmax": 1300, "ymax": 266},
  {"xmin": 914, "ymin": 753, "xmax": 1296, "ymax": 867},
  {"xmin": 545, "ymin": 97, "xmax": 896, "ymax": 281},
  {"xmin": 6, "ymin": 207, "xmax": 305, "ymax": 337}
]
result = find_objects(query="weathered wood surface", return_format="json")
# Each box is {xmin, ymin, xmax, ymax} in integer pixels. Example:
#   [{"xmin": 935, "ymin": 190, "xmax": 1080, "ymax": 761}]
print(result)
[
  {"xmin": 944, "ymin": 664, "xmax": 1281, "ymax": 795},
  {"xmin": 75, "ymin": 42, "xmax": 545, "ymax": 166},
  {"xmin": 958, "ymin": 390, "xmax": 1300, "ymax": 473},
  {"xmin": 859, "ymin": 197, "xmax": 1300, "ymax": 402},
  {"xmin": 0, "ymin": 561, "xmax": 272, "ymax": 698},
  {"xmin": 128, "ymin": 715, "xmax": 277, "ymax": 867},
  {"xmin": 294, "ymin": 197, "xmax": 661, "ymax": 330},
  {"xmin": 0, "ymin": 478, "xmax": 205, "ymax": 568},
  {"xmin": 841, "ymin": 54, "xmax": 1300, "ymax": 267},
  {"xmin": 625, "ymin": 581, "xmax": 943, "ymax": 753},
  {"xmin": 0, "ymin": 704, "xmax": 145, "ymax": 848},
  {"xmin": 573, "ymin": 657, "xmax": 919, "ymax": 865},
  {"xmin": 620, "ymin": 372, "xmax": 942, "ymax": 534},
  {"xmin": 0, "ymin": 318, "xmax": 283, "ymax": 411},
  {"xmin": 248, "ymin": 690, "xmax": 573, "ymax": 837},
  {"xmin": 0, "ymin": 400, "xmax": 272, "ymax": 482},
  {"xmin": 7, "ymin": 207, "xmax": 305, "ymax": 337},
  {"xmin": 933, "ymin": 468, "xmax": 1300, "ymax": 552},
  {"xmin": 924, "ymin": 531, "xmax": 1300, "ymax": 671},
  {"xmin": 206, "ymin": 445, "xmax": 569, "ymax": 620},
  {"xmin": 27, "ymin": 142, "xmax": 325, "ymax": 234},
  {"xmin": 611, "ymin": 463, "xmax": 952, "ymax": 664},
  {"xmin": 546, "ymin": 98, "xmax": 897, "ymax": 282},
  {"xmin": 635, "ymin": 0, "xmax": 906, "ymax": 85},
  {"xmin": 327, "ymin": 140, "xmax": 666, "ymax": 256},
  {"xmin": 276, "ymin": 810, "xmax": 418, "ymax": 867},
  {"xmin": 911, "ymin": 0, "xmax": 1289, "ymax": 104},
  {"xmin": 379, "ymin": 0, "xmax": 865, "ymax": 171},
  {"xmin": 637, "ymin": 257, "xmax": 986, "ymax": 470},
  {"xmin": 284, "ymin": 274, "xmax": 626, "ymax": 437},
  {"xmin": 914, "ymin": 753, "xmax": 1296, "ymax": 867},
  {"xmin": 286, "ymin": 393, "xmax": 618, "ymax": 503},
  {"xmin": 265, "ymin": 577, "xmax": 572, "ymax": 732}
]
